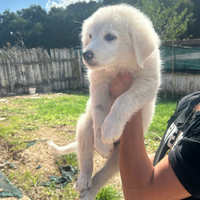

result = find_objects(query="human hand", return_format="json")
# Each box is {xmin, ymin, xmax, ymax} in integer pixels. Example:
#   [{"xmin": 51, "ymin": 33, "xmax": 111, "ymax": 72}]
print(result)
[
  {"xmin": 109, "ymin": 73, "xmax": 133, "ymax": 99},
  {"xmin": 194, "ymin": 103, "xmax": 200, "ymax": 111}
]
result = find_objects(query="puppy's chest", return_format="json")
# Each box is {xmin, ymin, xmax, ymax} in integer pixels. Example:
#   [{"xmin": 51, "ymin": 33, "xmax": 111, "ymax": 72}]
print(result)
[
  {"xmin": 89, "ymin": 71, "xmax": 113, "ymax": 95},
  {"xmin": 88, "ymin": 72, "xmax": 114, "ymax": 114},
  {"xmin": 89, "ymin": 70, "xmax": 113, "ymax": 84}
]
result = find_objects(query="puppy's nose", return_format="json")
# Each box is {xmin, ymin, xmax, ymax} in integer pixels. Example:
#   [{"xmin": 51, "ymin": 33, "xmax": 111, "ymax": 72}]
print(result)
[{"xmin": 82, "ymin": 51, "xmax": 94, "ymax": 61}]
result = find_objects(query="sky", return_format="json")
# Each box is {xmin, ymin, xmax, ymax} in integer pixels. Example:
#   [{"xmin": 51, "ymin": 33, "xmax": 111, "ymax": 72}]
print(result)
[{"xmin": 0, "ymin": 0, "xmax": 88, "ymax": 14}]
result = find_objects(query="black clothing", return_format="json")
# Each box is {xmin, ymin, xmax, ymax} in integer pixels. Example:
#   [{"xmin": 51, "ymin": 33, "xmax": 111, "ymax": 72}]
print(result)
[{"xmin": 153, "ymin": 92, "xmax": 200, "ymax": 199}]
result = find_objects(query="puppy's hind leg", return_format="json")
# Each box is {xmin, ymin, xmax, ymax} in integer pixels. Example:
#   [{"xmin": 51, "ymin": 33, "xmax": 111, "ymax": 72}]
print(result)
[
  {"xmin": 80, "ymin": 144, "xmax": 120, "ymax": 200},
  {"xmin": 75, "ymin": 110, "xmax": 94, "ymax": 192}
]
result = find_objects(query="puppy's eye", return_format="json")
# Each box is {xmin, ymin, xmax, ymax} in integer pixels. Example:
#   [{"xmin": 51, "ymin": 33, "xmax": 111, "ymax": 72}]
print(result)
[
  {"xmin": 105, "ymin": 34, "xmax": 116, "ymax": 41},
  {"xmin": 89, "ymin": 34, "xmax": 92, "ymax": 39}
]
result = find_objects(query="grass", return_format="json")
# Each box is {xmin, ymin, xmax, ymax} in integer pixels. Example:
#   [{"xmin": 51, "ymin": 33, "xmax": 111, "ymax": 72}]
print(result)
[
  {"xmin": 148, "ymin": 98, "xmax": 178, "ymax": 136},
  {"xmin": 56, "ymin": 153, "xmax": 79, "ymax": 167},
  {"xmin": 144, "ymin": 97, "xmax": 178, "ymax": 153},
  {"xmin": 0, "ymin": 93, "xmax": 180, "ymax": 199},
  {"xmin": 0, "ymin": 94, "xmax": 88, "ymax": 152},
  {"xmin": 96, "ymin": 185, "xmax": 123, "ymax": 200},
  {"xmin": 8, "ymin": 168, "xmax": 80, "ymax": 199}
]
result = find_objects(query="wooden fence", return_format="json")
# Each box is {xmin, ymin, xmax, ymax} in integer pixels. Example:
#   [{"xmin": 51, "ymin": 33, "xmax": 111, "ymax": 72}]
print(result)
[
  {"xmin": 161, "ymin": 73, "xmax": 200, "ymax": 96},
  {"xmin": 0, "ymin": 47, "xmax": 200, "ymax": 97},
  {"xmin": 0, "ymin": 47, "xmax": 86, "ymax": 96}
]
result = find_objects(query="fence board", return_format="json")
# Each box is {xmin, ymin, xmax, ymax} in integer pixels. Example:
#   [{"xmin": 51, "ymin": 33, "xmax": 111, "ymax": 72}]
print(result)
[
  {"xmin": 0, "ymin": 57, "xmax": 5, "ymax": 88},
  {"xmin": 53, "ymin": 49, "xmax": 60, "ymax": 90},
  {"xmin": 26, "ymin": 49, "xmax": 35, "ymax": 87},
  {"xmin": 63, "ymin": 49, "xmax": 69, "ymax": 89},
  {"xmin": 3, "ymin": 57, "xmax": 9, "ymax": 89},
  {"xmin": 78, "ymin": 50, "xmax": 83, "ymax": 87},
  {"xmin": 51, "ymin": 49, "xmax": 58, "ymax": 90},
  {"xmin": 37, "ymin": 49, "xmax": 45, "ymax": 85}
]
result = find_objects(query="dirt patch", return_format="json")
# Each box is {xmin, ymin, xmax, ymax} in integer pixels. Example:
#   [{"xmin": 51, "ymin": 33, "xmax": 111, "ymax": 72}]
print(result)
[
  {"xmin": 0, "ymin": 124, "xmax": 123, "ymax": 199},
  {"xmin": 0, "ymin": 93, "xmax": 123, "ymax": 199}
]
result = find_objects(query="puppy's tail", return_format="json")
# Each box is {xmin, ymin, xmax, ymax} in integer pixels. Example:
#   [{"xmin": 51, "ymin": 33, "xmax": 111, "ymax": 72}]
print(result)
[{"xmin": 48, "ymin": 141, "xmax": 77, "ymax": 155}]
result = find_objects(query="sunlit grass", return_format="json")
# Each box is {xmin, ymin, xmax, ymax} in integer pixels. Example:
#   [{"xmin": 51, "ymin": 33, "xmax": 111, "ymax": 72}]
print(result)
[
  {"xmin": 145, "ymin": 97, "xmax": 179, "ymax": 152},
  {"xmin": 96, "ymin": 185, "xmax": 123, "ymax": 200},
  {"xmin": 0, "ymin": 94, "xmax": 89, "ymax": 151}
]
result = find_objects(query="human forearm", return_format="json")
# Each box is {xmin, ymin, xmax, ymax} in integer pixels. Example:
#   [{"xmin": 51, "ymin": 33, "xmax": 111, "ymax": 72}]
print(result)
[
  {"xmin": 119, "ymin": 110, "xmax": 154, "ymax": 198},
  {"xmin": 148, "ymin": 154, "xmax": 155, "ymax": 164},
  {"xmin": 119, "ymin": 110, "xmax": 191, "ymax": 200}
]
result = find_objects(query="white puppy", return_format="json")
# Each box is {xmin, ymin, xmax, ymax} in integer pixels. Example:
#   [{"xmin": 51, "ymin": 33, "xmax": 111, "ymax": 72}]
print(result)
[{"xmin": 49, "ymin": 4, "xmax": 161, "ymax": 200}]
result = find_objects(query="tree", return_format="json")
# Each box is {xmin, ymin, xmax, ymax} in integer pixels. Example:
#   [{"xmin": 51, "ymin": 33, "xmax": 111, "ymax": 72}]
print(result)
[
  {"xmin": 42, "ymin": 1, "xmax": 100, "ymax": 49},
  {"xmin": 0, "ymin": 10, "xmax": 27, "ymax": 47},
  {"xmin": 17, "ymin": 5, "xmax": 47, "ymax": 47},
  {"xmin": 118, "ymin": 0, "xmax": 139, "ymax": 6},
  {"xmin": 0, "ymin": 0, "xmax": 196, "ymax": 49},
  {"xmin": 136, "ymin": 0, "xmax": 194, "ymax": 41},
  {"xmin": 26, "ymin": 22, "xmax": 44, "ymax": 47},
  {"xmin": 0, "ymin": 5, "xmax": 47, "ymax": 48},
  {"xmin": 187, "ymin": 0, "xmax": 200, "ymax": 38},
  {"xmin": 102, "ymin": 0, "xmax": 120, "ymax": 6}
]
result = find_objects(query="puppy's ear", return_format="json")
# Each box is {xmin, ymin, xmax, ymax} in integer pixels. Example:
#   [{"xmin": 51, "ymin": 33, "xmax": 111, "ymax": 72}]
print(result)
[{"xmin": 131, "ymin": 31, "xmax": 157, "ymax": 68}]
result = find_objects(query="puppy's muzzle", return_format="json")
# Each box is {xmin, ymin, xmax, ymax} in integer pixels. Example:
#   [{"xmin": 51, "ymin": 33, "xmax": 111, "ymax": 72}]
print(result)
[{"xmin": 82, "ymin": 51, "xmax": 94, "ymax": 62}]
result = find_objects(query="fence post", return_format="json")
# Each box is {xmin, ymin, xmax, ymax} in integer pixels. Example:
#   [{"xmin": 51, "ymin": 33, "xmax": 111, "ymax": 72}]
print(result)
[{"xmin": 172, "ymin": 41, "xmax": 174, "ymax": 97}]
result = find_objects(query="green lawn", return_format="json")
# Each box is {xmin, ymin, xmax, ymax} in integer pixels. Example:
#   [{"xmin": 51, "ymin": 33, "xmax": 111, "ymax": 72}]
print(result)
[
  {"xmin": 0, "ymin": 93, "xmax": 179, "ymax": 200},
  {"xmin": 145, "ymin": 97, "xmax": 178, "ymax": 153},
  {"xmin": 0, "ymin": 94, "xmax": 89, "ymax": 151}
]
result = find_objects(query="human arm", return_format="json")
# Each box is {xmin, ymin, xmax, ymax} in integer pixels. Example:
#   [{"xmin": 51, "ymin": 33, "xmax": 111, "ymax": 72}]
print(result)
[
  {"xmin": 109, "ymin": 73, "xmax": 191, "ymax": 200},
  {"xmin": 119, "ymin": 111, "xmax": 191, "ymax": 200}
]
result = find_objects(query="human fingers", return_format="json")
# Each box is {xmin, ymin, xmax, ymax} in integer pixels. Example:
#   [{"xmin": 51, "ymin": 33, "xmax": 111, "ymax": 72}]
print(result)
[{"xmin": 110, "ymin": 73, "xmax": 133, "ymax": 99}]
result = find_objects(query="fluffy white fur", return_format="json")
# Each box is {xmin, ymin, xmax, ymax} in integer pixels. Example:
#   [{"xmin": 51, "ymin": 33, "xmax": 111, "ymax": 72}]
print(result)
[{"xmin": 49, "ymin": 4, "xmax": 161, "ymax": 200}]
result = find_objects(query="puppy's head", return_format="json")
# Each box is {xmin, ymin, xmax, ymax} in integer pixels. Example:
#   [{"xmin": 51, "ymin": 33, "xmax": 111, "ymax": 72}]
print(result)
[{"xmin": 81, "ymin": 4, "xmax": 160, "ymax": 71}]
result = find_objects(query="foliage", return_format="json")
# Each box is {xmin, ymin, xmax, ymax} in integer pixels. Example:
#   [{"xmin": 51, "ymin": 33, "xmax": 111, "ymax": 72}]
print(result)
[
  {"xmin": 0, "ymin": 0, "xmax": 198, "ymax": 48},
  {"xmin": 187, "ymin": 0, "xmax": 200, "ymax": 38},
  {"xmin": 136, "ymin": 0, "xmax": 194, "ymax": 41},
  {"xmin": 0, "ymin": 3, "xmax": 100, "ymax": 49}
]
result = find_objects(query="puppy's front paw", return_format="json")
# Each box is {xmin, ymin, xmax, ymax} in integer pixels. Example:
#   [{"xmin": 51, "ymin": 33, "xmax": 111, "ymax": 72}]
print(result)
[
  {"xmin": 75, "ymin": 175, "xmax": 92, "ymax": 192},
  {"xmin": 101, "ymin": 119, "xmax": 122, "ymax": 144},
  {"xmin": 94, "ymin": 140, "xmax": 114, "ymax": 158}
]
